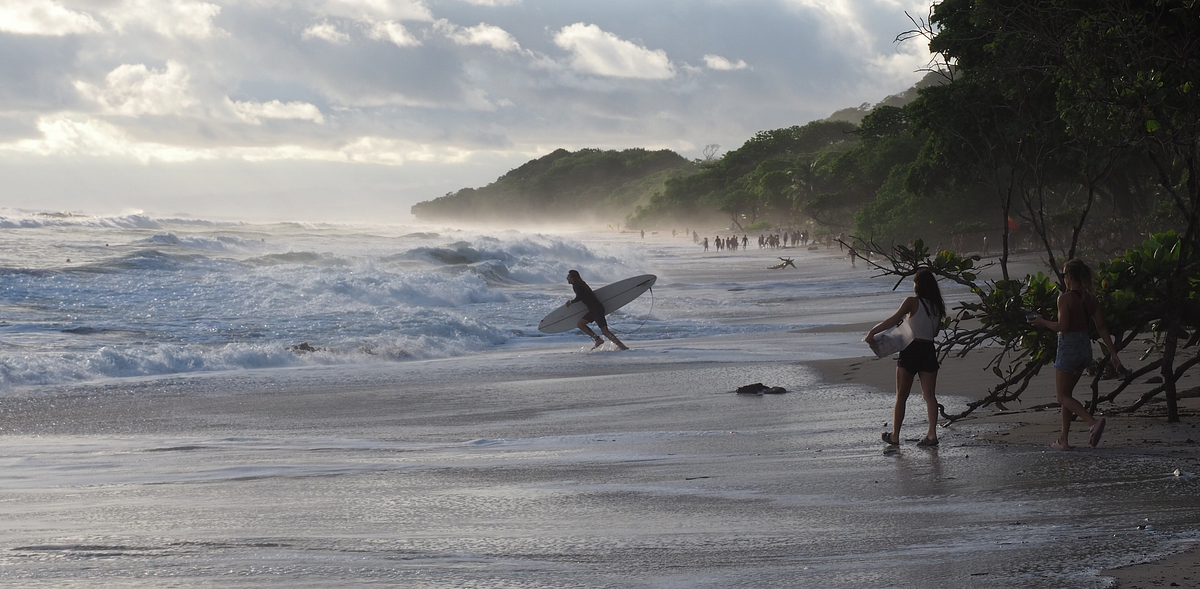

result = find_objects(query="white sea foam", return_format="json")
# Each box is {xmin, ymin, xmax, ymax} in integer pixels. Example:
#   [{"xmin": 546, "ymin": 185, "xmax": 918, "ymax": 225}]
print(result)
[{"xmin": 0, "ymin": 212, "xmax": 893, "ymax": 389}]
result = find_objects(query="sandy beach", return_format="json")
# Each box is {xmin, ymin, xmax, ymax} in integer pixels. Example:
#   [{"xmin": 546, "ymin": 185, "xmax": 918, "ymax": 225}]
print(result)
[
  {"xmin": 806, "ymin": 323, "xmax": 1200, "ymax": 588},
  {"xmin": 1, "ymin": 233, "xmax": 1197, "ymax": 588}
]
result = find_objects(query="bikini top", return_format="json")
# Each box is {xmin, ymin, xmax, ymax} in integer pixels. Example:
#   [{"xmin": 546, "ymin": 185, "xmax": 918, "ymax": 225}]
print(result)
[{"xmin": 1064, "ymin": 290, "xmax": 1096, "ymax": 333}]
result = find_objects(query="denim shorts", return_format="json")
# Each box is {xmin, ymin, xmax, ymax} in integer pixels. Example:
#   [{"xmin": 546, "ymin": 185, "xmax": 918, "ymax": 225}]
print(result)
[{"xmin": 1054, "ymin": 332, "xmax": 1093, "ymax": 373}]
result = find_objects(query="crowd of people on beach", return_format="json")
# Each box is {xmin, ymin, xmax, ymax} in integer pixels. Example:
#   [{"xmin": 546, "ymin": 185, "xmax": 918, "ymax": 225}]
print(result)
[{"xmin": 695, "ymin": 230, "xmax": 820, "ymax": 253}]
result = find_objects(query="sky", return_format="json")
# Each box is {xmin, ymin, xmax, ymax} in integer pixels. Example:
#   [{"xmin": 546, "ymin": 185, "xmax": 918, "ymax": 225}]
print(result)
[{"xmin": 0, "ymin": 0, "xmax": 934, "ymax": 223}]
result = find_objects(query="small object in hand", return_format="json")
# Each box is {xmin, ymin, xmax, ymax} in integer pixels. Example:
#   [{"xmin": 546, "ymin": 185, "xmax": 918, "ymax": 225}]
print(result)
[{"xmin": 1025, "ymin": 311, "xmax": 1039, "ymax": 322}]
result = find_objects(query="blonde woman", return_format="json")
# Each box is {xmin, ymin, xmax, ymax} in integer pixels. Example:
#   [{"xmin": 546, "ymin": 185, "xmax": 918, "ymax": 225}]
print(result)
[{"xmin": 1028, "ymin": 259, "xmax": 1123, "ymax": 449}]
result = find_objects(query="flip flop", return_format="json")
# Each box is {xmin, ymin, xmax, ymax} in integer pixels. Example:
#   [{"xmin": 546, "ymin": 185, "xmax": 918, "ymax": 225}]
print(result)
[
  {"xmin": 916, "ymin": 436, "xmax": 938, "ymax": 447},
  {"xmin": 881, "ymin": 432, "xmax": 898, "ymax": 446},
  {"xmin": 1089, "ymin": 417, "xmax": 1106, "ymax": 447}
]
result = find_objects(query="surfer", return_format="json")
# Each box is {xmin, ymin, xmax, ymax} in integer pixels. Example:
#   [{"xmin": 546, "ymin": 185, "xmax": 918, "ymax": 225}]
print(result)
[
  {"xmin": 566, "ymin": 270, "xmax": 628, "ymax": 350},
  {"xmin": 864, "ymin": 269, "xmax": 945, "ymax": 447}
]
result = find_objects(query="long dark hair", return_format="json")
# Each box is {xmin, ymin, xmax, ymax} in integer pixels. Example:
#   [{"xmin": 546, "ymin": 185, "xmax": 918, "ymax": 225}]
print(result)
[{"xmin": 914, "ymin": 268, "xmax": 946, "ymax": 317}]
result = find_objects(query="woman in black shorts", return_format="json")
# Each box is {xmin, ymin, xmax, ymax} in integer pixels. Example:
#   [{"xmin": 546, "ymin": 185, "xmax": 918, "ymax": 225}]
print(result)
[{"xmin": 865, "ymin": 269, "xmax": 946, "ymax": 447}]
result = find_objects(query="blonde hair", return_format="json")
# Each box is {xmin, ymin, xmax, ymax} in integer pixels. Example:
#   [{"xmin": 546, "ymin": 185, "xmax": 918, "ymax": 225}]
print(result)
[{"xmin": 1063, "ymin": 259, "xmax": 1094, "ymax": 295}]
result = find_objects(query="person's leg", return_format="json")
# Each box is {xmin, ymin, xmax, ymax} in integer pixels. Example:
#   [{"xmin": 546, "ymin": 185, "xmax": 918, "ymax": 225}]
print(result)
[
  {"xmin": 917, "ymin": 370, "xmax": 939, "ymax": 442},
  {"xmin": 889, "ymin": 367, "xmax": 916, "ymax": 444},
  {"xmin": 576, "ymin": 318, "xmax": 602, "ymax": 345},
  {"xmin": 1054, "ymin": 368, "xmax": 1093, "ymax": 448},
  {"xmin": 599, "ymin": 326, "xmax": 628, "ymax": 350}
]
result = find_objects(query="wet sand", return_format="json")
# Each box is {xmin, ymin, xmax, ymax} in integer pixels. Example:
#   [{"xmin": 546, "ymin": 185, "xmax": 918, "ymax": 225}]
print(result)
[
  {"xmin": 1, "ymin": 240, "xmax": 1197, "ymax": 587},
  {"xmin": 807, "ymin": 341, "xmax": 1200, "ymax": 588}
]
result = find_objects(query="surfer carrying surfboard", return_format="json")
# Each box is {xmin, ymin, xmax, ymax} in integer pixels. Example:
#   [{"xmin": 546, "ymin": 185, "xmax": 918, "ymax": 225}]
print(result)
[{"xmin": 566, "ymin": 270, "xmax": 628, "ymax": 350}]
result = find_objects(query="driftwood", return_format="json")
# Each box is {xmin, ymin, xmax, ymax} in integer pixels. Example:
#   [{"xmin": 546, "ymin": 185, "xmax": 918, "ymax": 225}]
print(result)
[{"xmin": 768, "ymin": 257, "xmax": 796, "ymax": 269}]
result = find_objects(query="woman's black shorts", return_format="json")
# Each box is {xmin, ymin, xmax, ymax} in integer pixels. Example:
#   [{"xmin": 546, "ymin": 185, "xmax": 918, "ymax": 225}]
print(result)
[{"xmin": 897, "ymin": 340, "xmax": 939, "ymax": 374}]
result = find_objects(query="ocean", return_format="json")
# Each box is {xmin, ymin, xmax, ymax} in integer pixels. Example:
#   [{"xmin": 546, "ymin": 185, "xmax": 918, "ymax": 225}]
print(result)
[
  {"xmin": 0, "ymin": 211, "xmax": 894, "ymax": 389},
  {"xmin": 0, "ymin": 209, "xmax": 1196, "ymax": 588}
]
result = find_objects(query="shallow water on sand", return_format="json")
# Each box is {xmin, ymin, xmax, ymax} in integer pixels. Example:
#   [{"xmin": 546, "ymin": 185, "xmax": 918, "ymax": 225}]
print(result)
[{"xmin": 1, "ymin": 352, "xmax": 1197, "ymax": 588}]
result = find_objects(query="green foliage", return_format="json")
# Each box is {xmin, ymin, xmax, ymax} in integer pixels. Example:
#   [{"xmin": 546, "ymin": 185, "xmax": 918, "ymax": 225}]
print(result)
[
  {"xmin": 1096, "ymin": 231, "xmax": 1200, "ymax": 338},
  {"xmin": 410, "ymin": 148, "xmax": 690, "ymax": 222},
  {"xmin": 630, "ymin": 120, "xmax": 862, "ymax": 228},
  {"xmin": 956, "ymin": 273, "xmax": 1060, "ymax": 370}
]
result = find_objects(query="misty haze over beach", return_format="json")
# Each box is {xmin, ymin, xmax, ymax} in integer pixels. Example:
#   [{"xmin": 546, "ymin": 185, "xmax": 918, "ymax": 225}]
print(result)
[{"xmin": 4, "ymin": 1, "xmax": 1200, "ymax": 586}]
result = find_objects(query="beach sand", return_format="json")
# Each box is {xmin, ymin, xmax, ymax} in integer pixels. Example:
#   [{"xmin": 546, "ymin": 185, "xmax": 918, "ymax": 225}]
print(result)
[
  {"xmin": 807, "ymin": 341, "xmax": 1200, "ymax": 588},
  {"xmin": 1, "ymin": 240, "xmax": 1197, "ymax": 587}
]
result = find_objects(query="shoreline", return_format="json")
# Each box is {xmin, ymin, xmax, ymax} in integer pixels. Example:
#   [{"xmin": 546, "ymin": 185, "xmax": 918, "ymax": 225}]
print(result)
[{"xmin": 804, "ymin": 337, "xmax": 1200, "ymax": 588}]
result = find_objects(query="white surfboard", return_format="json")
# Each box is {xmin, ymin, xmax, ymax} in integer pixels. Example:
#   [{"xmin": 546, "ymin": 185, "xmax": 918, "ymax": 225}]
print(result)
[{"xmin": 538, "ymin": 274, "xmax": 657, "ymax": 334}]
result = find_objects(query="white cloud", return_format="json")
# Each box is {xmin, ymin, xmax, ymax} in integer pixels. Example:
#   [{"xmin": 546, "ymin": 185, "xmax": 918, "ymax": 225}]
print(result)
[
  {"xmin": 229, "ymin": 99, "xmax": 326, "ymax": 125},
  {"xmin": 1, "ymin": 113, "xmax": 470, "ymax": 166},
  {"xmin": 703, "ymin": 54, "xmax": 748, "ymax": 71},
  {"xmin": 102, "ymin": 0, "xmax": 222, "ymax": 39},
  {"xmin": 441, "ymin": 21, "xmax": 520, "ymax": 52},
  {"xmin": 553, "ymin": 23, "xmax": 675, "ymax": 80},
  {"xmin": 368, "ymin": 20, "xmax": 421, "ymax": 47},
  {"xmin": 455, "ymin": 0, "xmax": 521, "ymax": 6},
  {"xmin": 3, "ymin": 114, "xmax": 211, "ymax": 162},
  {"xmin": 74, "ymin": 61, "xmax": 199, "ymax": 117},
  {"xmin": 0, "ymin": 0, "xmax": 101, "ymax": 35},
  {"xmin": 303, "ymin": 21, "xmax": 350, "ymax": 44},
  {"xmin": 318, "ymin": 0, "xmax": 433, "ymax": 22}
]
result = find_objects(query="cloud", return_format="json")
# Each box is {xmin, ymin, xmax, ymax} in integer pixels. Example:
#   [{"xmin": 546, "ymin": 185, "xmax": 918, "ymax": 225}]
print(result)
[
  {"xmin": 102, "ymin": 0, "xmax": 223, "ymax": 39},
  {"xmin": 318, "ymin": 0, "xmax": 433, "ymax": 22},
  {"xmin": 368, "ymin": 20, "xmax": 421, "ymax": 47},
  {"xmin": 74, "ymin": 61, "xmax": 325, "ymax": 126},
  {"xmin": 3, "ymin": 114, "xmax": 211, "ymax": 161},
  {"xmin": 553, "ymin": 23, "xmax": 675, "ymax": 80},
  {"xmin": 454, "ymin": 0, "xmax": 521, "ymax": 6},
  {"xmin": 2, "ymin": 113, "xmax": 471, "ymax": 166},
  {"xmin": 703, "ymin": 54, "xmax": 748, "ymax": 71},
  {"xmin": 228, "ymin": 99, "xmax": 326, "ymax": 125},
  {"xmin": 441, "ymin": 21, "xmax": 521, "ymax": 52},
  {"xmin": 303, "ymin": 21, "xmax": 351, "ymax": 44},
  {"xmin": 0, "ymin": 0, "xmax": 102, "ymax": 36},
  {"xmin": 74, "ymin": 61, "xmax": 199, "ymax": 117},
  {"xmin": 0, "ymin": 0, "xmax": 938, "ymax": 221}
]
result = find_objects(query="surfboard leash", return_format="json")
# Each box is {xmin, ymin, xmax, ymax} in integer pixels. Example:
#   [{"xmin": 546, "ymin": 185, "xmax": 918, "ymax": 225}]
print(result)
[{"xmin": 616, "ymin": 286, "xmax": 654, "ymax": 335}]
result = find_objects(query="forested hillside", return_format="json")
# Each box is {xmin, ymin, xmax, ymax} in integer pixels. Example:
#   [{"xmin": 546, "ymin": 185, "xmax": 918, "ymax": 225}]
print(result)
[
  {"xmin": 409, "ymin": 148, "xmax": 690, "ymax": 223},
  {"xmin": 413, "ymin": 0, "xmax": 1198, "ymax": 269}
]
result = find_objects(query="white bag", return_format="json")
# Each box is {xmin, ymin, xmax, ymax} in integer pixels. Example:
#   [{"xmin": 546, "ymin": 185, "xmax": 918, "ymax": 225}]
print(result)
[{"xmin": 868, "ymin": 319, "xmax": 913, "ymax": 358}]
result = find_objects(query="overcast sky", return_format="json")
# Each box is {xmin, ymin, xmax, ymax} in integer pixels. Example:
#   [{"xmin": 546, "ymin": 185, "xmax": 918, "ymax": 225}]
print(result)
[{"xmin": 0, "ymin": 0, "xmax": 933, "ymax": 223}]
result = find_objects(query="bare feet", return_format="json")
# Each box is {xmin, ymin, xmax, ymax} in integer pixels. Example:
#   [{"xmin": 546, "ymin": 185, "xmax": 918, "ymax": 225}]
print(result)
[
  {"xmin": 1050, "ymin": 440, "xmax": 1074, "ymax": 451},
  {"xmin": 1089, "ymin": 417, "xmax": 1106, "ymax": 447},
  {"xmin": 591, "ymin": 337, "xmax": 604, "ymax": 350}
]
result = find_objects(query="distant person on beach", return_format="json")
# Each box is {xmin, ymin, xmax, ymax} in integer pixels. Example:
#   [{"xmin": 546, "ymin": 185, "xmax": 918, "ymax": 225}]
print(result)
[
  {"xmin": 1028, "ymin": 259, "xmax": 1123, "ymax": 450},
  {"xmin": 566, "ymin": 270, "xmax": 628, "ymax": 351},
  {"xmin": 702, "ymin": 237, "xmax": 709, "ymax": 252},
  {"xmin": 865, "ymin": 269, "xmax": 946, "ymax": 447}
]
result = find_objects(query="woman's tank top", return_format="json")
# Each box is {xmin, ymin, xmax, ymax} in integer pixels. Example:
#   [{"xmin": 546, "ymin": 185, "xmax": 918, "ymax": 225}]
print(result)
[{"xmin": 908, "ymin": 298, "xmax": 942, "ymax": 341}]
